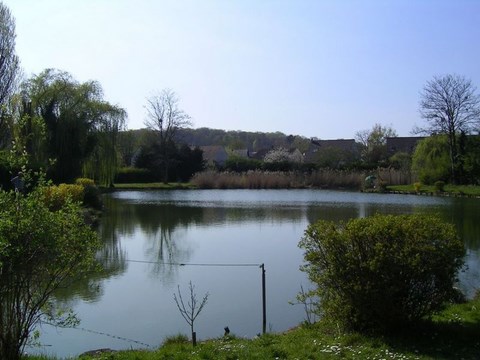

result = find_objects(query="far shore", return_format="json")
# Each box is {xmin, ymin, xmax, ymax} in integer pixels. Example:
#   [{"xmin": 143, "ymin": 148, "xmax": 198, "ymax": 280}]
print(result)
[{"xmin": 108, "ymin": 182, "xmax": 480, "ymax": 198}]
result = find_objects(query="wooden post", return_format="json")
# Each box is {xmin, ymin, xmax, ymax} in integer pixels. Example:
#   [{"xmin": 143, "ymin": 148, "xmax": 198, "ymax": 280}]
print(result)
[{"xmin": 261, "ymin": 263, "xmax": 266, "ymax": 334}]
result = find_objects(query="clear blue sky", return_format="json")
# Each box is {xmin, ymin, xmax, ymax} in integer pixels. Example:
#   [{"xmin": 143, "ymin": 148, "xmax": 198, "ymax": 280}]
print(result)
[{"xmin": 4, "ymin": 0, "xmax": 480, "ymax": 139}]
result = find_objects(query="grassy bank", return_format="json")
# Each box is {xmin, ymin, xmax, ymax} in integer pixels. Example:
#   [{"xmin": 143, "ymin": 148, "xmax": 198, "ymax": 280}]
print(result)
[
  {"xmin": 387, "ymin": 184, "xmax": 480, "ymax": 197},
  {"xmin": 25, "ymin": 293, "xmax": 480, "ymax": 360}
]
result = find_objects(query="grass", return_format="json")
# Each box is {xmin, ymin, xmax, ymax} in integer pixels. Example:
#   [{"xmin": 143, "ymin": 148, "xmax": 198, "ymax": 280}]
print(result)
[
  {"xmin": 388, "ymin": 184, "xmax": 480, "ymax": 197},
  {"xmin": 24, "ymin": 294, "xmax": 480, "ymax": 360}
]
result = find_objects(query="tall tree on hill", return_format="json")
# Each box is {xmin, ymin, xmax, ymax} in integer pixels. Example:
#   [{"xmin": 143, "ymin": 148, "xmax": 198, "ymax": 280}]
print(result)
[
  {"xmin": 144, "ymin": 89, "xmax": 192, "ymax": 183},
  {"xmin": 417, "ymin": 74, "xmax": 480, "ymax": 184}
]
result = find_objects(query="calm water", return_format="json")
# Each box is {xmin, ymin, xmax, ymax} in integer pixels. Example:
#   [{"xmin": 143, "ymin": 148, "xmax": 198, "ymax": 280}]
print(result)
[{"xmin": 33, "ymin": 190, "xmax": 480, "ymax": 358}]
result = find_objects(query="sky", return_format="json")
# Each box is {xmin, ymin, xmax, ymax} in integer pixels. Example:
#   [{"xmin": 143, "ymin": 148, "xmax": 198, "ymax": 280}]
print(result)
[{"xmin": 3, "ymin": 0, "xmax": 480, "ymax": 139}]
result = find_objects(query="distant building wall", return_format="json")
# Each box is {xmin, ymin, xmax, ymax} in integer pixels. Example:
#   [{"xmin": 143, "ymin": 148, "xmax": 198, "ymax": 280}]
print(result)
[{"xmin": 386, "ymin": 137, "xmax": 425, "ymax": 155}]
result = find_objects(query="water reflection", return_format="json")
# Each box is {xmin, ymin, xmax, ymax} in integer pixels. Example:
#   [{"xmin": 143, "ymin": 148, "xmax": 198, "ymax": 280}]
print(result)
[{"xmin": 40, "ymin": 190, "xmax": 480, "ymax": 358}]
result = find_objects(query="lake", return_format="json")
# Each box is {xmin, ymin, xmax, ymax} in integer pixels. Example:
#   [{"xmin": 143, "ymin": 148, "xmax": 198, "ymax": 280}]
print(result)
[{"xmin": 32, "ymin": 189, "xmax": 480, "ymax": 358}]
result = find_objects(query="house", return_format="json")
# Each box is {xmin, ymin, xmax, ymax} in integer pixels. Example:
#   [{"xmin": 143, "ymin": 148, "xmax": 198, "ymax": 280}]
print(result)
[
  {"xmin": 199, "ymin": 146, "xmax": 228, "ymax": 168},
  {"xmin": 386, "ymin": 137, "xmax": 425, "ymax": 155}
]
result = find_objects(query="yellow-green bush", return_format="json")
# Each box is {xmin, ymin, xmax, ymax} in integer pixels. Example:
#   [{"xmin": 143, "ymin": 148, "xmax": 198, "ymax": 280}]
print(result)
[
  {"xmin": 42, "ymin": 184, "xmax": 84, "ymax": 211},
  {"xmin": 75, "ymin": 178, "xmax": 95, "ymax": 187}
]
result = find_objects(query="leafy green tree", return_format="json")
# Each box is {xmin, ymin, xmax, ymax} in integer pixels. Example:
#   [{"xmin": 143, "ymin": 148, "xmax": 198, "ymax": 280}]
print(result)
[
  {"xmin": 462, "ymin": 135, "xmax": 480, "ymax": 184},
  {"xmin": 82, "ymin": 102, "xmax": 127, "ymax": 186},
  {"xmin": 355, "ymin": 123, "xmax": 397, "ymax": 166},
  {"xmin": 135, "ymin": 141, "xmax": 203, "ymax": 182},
  {"xmin": 412, "ymin": 135, "xmax": 450, "ymax": 184},
  {"xmin": 299, "ymin": 214, "xmax": 464, "ymax": 332},
  {"xmin": 417, "ymin": 74, "xmax": 480, "ymax": 183},
  {"xmin": 313, "ymin": 146, "xmax": 357, "ymax": 169},
  {"xmin": 20, "ymin": 69, "xmax": 126, "ymax": 184},
  {"xmin": 0, "ymin": 2, "xmax": 19, "ymax": 107},
  {"xmin": 0, "ymin": 2, "xmax": 20, "ymax": 148},
  {"xmin": 0, "ymin": 185, "xmax": 99, "ymax": 359},
  {"xmin": 225, "ymin": 156, "xmax": 262, "ymax": 172}
]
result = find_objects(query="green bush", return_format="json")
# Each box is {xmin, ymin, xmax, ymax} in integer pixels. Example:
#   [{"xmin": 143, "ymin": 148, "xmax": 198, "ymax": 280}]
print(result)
[
  {"xmin": 0, "ymin": 187, "xmax": 99, "ymax": 359},
  {"xmin": 299, "ymin": 214, "xmax": 465, "ymax": 332},
  {"xmin": 115, "ymin": 167, "xmax": 154, "ymax": 183},
  {"xmin": 42, "ymin": 183, "xmax": 84, "ymax": 211},
  {"xmin": 75, "ymin": 177, "xmax": 95, "ymax": 187},
  {"xmin": 413, "ymin": 182, "xmax": 422, "ymax": 193},
  {"xmin": 412, "ymin": 135, "xmax": 450, "ymax": 184},
  {"xmin": 434, "ymin": 180, "xmax": 445, "ymax": 192}
]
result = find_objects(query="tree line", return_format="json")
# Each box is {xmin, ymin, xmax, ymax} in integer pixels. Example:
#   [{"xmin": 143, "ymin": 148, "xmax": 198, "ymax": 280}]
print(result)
[{"xmin": 2, "ymin": 3, "xmax": 480, "ymax": 189}]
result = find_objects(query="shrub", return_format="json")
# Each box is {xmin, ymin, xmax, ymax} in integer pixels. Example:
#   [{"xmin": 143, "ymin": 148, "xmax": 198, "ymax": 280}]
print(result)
[
  {"xmin": 0, "ymin": 187, "xmax": 99, "ymax": 359},
  {"xmin": 299, "ymin": 214, "xmax": 465, "ymax": 332},
  {"xmin": 42, "ymin": 184, "xmax": 84, "ymax": 211},
  {"xmin": 434, "ymin": 180, "xmax": 445, "ymax": 192},
  {"xmin": 414, "ymin": 182, "xmax": 422, "ymax": 193},
  {"xmin": 75, "ymin": 177, "xmax": 95, "ymax": 187},
  {"xmin": 115, "ymin": 167, "xmax": 155, "ymax": 183},
  {"xmin": 74, "ymin": 177, "xmax": 102, "ymax": 209}
]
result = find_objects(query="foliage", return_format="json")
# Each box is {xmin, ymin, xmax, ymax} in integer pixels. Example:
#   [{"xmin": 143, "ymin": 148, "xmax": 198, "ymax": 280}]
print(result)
[
  {"xmin": 144, "ymin": 89, "xmax": 192, "ymax": 183},
  {"xmin": 19, "ymin": 69, "xmax": 126, "ymax": 184},
  {"xmin": 389, "ymin": 151, "xmax": 411, "ymax": 172},
  {"xmin": 412, "ymin": 135, "xmax": 450, "ymax": 184},
  {"xmin": 177, "ymin": 127, "xmax": 298, "ymax": 151},
  {"xmin": 312, "ymin": 145, "xmax": 357, "ymax": 169},
  {"xmin": 0, "ymin": 2, "xmax": 19, "ymax": 109},
  {"xmin": 414, "ymin": 182, "xmax": 422, "ymax": 193},
  {"xmin": 299, "ymin": 214, "xmax": 465, "ymax": 332},
  {"xmin": 41, "ymin": 183, "xmax": 84, "ymax": 211},
  {"xmin": 225, "ymin": 156, "xmax": 262, "ymax": 172},
  {"xmin": 264, "ymin": 147, "xmax": 300, "ymax": 163},
  {"xmin": 289, "ymin": 285, "xmax": 319, "ymax": 325},
  {"xmin": 417, "ymin": 74, "xmax": 480, "ymax": 183},
  {"xmin": 134, "ymin": 142, "xmax": 203, "ymax": 182},
  {"xmin": 115, "ymin": 167, "xmax": 155, "ymax": 183},
  {"xmin": 355, "ymin": 123, "xmax": 397, "ymax": 165},
  {"xmin": 75, "ymin": 178, "xmax": 95, "ymax": 187},
  {"xmin": 59, "ymin": 295, "xmax": 480, "ymax": 359},
  {"xmin": 434, "ymin": 180, "xmax": 445, "ymax": 192},
  {"xmin": 0, "ymin": 150, "xmax": 13, "ymax": 189},
  {"xmin": 462, "ymin": 135, "xmax": 480, "ymax": 184},
  {"xmin": 0, "ymin": 187, "xmax": 99, "ymax": 359}
]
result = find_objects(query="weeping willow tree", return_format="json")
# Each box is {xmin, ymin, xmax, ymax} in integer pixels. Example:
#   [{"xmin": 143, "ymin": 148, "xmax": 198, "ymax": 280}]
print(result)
[
  {"xmin": 18, "ymin": 69, "xmax": 126, "ymax": 184},
  {"xmin": 82, "ymin": 103, "xmax": 126, "ymax": 186}
]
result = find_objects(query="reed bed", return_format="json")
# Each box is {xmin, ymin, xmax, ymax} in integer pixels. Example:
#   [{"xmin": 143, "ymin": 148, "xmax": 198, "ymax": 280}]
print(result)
[{"xmin": 191, "ymin": 169, "xmax": 403, "ymax": 190}]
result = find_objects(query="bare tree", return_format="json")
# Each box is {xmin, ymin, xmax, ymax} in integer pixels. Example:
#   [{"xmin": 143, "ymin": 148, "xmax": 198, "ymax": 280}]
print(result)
[
  {"xmin": 144, "ymin": 89, "xmax": 192, "ymax": 182},
  {"xmin": 173, "ymin": 281, "xmax": 209, "ymax": 346},
  {"xmin": 417, "ymin": 74, "xmax": 480, "ymax": 183}
]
